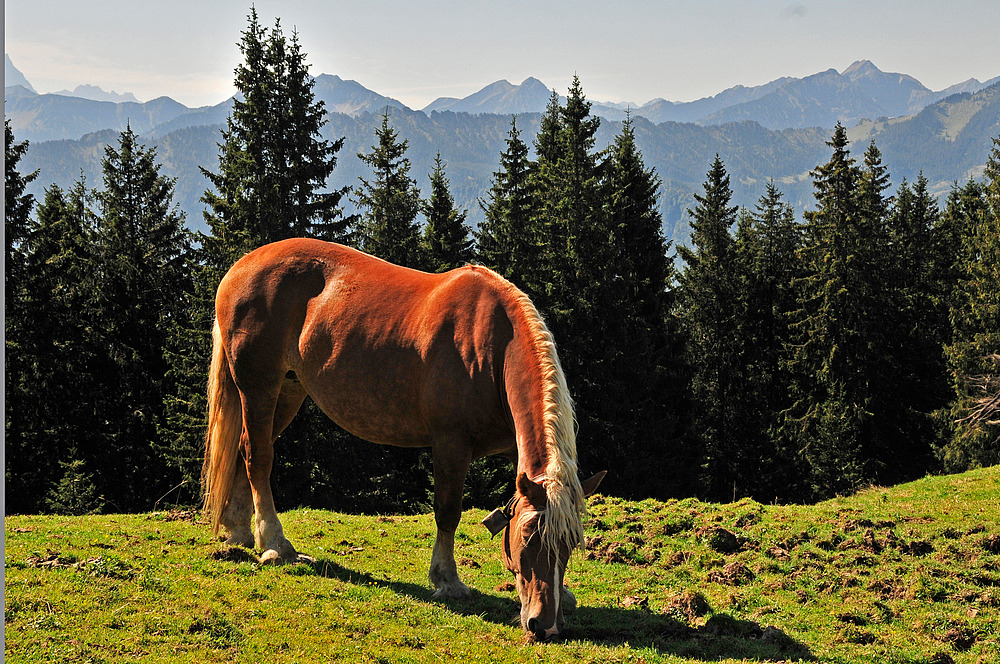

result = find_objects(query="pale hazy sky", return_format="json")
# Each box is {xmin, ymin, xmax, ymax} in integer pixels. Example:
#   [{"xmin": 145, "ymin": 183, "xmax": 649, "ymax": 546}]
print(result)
[{"xmin": 5, "ymin": 1, "xmax": 1000, "ymax": 109}]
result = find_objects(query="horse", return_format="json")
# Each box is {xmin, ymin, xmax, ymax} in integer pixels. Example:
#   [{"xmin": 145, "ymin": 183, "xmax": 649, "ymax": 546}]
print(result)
[{"xmin": 202, "ymin": 238, "xmax": 604, "ymax": 641}]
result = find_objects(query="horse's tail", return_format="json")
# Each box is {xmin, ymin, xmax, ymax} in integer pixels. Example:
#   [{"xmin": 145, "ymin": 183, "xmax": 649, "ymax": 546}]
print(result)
[{"xmin": 202, "ymin": 318, "xmax": 243, "ymax": 537}]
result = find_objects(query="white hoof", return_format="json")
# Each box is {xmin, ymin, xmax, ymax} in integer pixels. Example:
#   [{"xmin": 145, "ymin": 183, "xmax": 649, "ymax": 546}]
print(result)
[
  {"xmin": 561, "ymin": 585, "xmax": 577, "ymax": 612},
  {"xmin": 259, "ymin": 540, "xmax": 298, "ymax": 565},
  {"xmin": 432, "ymin": 579, "xmax": 472, "ymax": 599}
]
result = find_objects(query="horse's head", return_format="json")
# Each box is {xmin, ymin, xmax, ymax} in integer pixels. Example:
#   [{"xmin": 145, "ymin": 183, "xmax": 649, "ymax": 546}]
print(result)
[
  {"xmin": 502, "ymin": 473, "xmax": 570, "ymax": 641},
  {"xmin": 500, "ymin": 471, "xmax": 605, "ymax": 642}
]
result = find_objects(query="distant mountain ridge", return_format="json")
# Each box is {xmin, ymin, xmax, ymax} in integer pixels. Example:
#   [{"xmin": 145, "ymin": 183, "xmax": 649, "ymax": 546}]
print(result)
[
  {"xmin": 52, "ymin": 84, "xmax": 139, "ymax": 104},
  {"xmin": 6, "ymin": 53, "xmax": 1000, "ymax": 246},
  {"xmin": 8, "ymin": 53, "xmax": 999, "ymax": 141},
  {"xmin": 5, "ymin": 54, "xmax": 36, "ymax": 93},
  {"xmin": 424, "ymin": 77, "xmax": 553, "ymax": 115}
]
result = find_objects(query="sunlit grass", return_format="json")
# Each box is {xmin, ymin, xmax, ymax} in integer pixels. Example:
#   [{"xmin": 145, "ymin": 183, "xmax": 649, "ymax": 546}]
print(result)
[{"xmin": 6, "ymin": 467, "xmax": 999, "ymax": 663}]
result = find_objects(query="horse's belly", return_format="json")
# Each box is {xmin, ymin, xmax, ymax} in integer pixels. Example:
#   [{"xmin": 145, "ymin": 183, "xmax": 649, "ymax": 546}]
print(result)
[{"xmin": 302, "ymin": 361, "xmax": 434, "ymax": 447}]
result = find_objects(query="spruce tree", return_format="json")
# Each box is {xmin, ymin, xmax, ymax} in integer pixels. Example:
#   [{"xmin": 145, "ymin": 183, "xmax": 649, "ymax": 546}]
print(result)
[
  {"xmin": 677, "ymin": 155, "xmax": 741, "ymax": 499},
  {"xmin": 601, "ymin": 113, "xmax": 691, "ymax": 498},
  {"xmin": 201, "ymin": 8, "xmax": 350, "ymax": 270},
  {"xmin": 785, "ymin": 125, "xmax": 863, "ymax": 497},
  {"xmin": 733, "ymin": 180, "xmax": 804, "ymax": 499},
  {"xmin": 5, "ymin": 120, "xmax": 37, "ymax": 299},
  {"xmin": 533, "ymin": 76, "xmax": 609, "ymax": 347},
  {"xmin": 6, "ymin": 181, "xmax": 99, "ymax": 513},
  {"xmin": 91, "ymin": 127, "xmax": 192, "ymax": 509},
  {"xmin": 890, "ymin": 176, "xmax": 952, "ymax": 451},
  {"xmin": 783, "ymin": 128, "xmax": 932, "ymax": 497},
  {"xmin": 940, "ymin": 137, "xmax": 1000, "ymax": 469},
  {"xmin": 4, "ymin": 121, "xmax": 38, "ymax": 506},
  {"xmin": 527, "ymin": 78, "xmax": 625, "ymax": 487},
  {"xmin": 421, "ymin": 153, "xmax": 473, "ymax": 272},
  {"xmin": 354, "ymin": 110, "xmax": 424, "ymax": 268},
  {"xmin": 477, "ymin": 117, "xmax": 537, "ymax": 289},
  {"xmin": 172, "ymin": 11, "xmax": 353, "ymax": 510}
]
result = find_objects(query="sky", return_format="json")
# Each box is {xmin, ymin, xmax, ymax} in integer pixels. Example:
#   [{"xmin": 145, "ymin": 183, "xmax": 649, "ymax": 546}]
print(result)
[{"xmin": 5, "ymin": 0, "xmax": 1000, "ymax": 110}]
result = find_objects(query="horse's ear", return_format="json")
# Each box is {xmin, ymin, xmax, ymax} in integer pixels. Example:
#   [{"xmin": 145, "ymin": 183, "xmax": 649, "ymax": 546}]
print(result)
[
  {"xmin": 581, "ymin": 470, "xmax": 607, "ymax": 497},
  {"xmin": 517, "ymin": 472, "xmax": 547, "ymax": 505}
]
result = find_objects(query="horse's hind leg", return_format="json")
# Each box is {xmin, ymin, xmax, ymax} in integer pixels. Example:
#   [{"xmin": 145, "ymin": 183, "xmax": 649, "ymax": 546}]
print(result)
[
  {"xmin": 235, "ymin": 387, "xmax": 298, "ymax": 565},
  {"xmin": 429, "ymin": 439, "xmax": 473, "ymax": 599},
  {"xmin": 222, "ymin": 377, "xmax": 306, "ymax": 551},
  {"xmin": 219, "ymin": 468, "xmax": 254, "ymax": 547}
]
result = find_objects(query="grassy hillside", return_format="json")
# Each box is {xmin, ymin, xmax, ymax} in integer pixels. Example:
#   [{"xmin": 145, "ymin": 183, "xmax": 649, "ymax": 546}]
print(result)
[{"xmin": 6, "ymin": 467, "xmax": 999, "ymax": 663}]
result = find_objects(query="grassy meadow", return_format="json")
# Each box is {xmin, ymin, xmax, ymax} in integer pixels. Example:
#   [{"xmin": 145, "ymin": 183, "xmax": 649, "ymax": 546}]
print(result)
[{"xmin": 5, "ymin": 467, "xmax": 1000, "ymax": 663}]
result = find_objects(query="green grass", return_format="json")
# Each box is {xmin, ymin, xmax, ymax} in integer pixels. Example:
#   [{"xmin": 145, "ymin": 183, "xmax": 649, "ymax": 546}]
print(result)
[{"xmin": 6, "ymin": 467, "xmax": 1000, "ymax": 663}]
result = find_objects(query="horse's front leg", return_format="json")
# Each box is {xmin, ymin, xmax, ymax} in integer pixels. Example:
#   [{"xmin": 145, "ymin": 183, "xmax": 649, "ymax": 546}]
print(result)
[{"xmin": 429, "ymin": 442, "xmax": 472, "ymax": 599}]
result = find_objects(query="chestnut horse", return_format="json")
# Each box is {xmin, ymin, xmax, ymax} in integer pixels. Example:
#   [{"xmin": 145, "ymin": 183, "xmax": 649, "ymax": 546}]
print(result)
[{"xmin": 202, "ymin": 238, "xmax": 603, "ymax": 640}]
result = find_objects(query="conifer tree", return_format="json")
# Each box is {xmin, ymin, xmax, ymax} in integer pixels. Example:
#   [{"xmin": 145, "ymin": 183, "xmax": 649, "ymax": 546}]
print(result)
[
  {"xmin": 354, "ymin": 110, "xmax": 424, "ymax": 268},
  {"xmin": 601, "ymin": 113, "xmax": 692, "ymax": 498},
  {"xmin": 201, "ymin": 8, "xmax": 350, "ymax": 270},
  {"xmin": 527, "ymin": 78, "xmax": 627, "ymax": 486},
  {"xmin": 890, "ymin": 175, "xmax": 952, "ymax": 442},
  {"xmin": 6, "ymin": 181, "xmax": 98, "ymax": 513},
  {"xmin": 677, "ymin": 155, "xmax": 741, "ymax": 499},
  {"xmin": 5, "ymin": 120, "xmax": 37, "ymax": 299},
  {"xmin": 786, "ymin": 125, "xmax": 867, "ymax": 497},
  {"xmin": 91, "ymin": 127, "xmax": 192, "ymax": 509},
  {"xmin": 941, "ymin": 137, "xmax": 1000, "ymax": 469},
  {"xmin": 534, "ymin": 77, "xmax": 609, "ymax": 341},
  {"xmin": 783, "ymin": 128, "xmax": 935, "ymax": 497},
  {"xmin": 421, "ymin": 153, "xmax": 473, "ymax": 272},
  {"xmin": 4, "ymin": 121, "xmax": 38, "ymax": 499},
  {"xmin": 733, "ymin": 180, "xmax": 804, "ymax": 499},
  {"xmin": 477, "ymin": 117, "xmax": 537, "ymax": 289}
]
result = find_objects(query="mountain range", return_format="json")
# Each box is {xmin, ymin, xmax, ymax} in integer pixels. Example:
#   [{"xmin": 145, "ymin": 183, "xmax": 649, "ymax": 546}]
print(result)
[{"xmin": 6, "ymin": 55, "xmax": 1000, "ymax": 244}]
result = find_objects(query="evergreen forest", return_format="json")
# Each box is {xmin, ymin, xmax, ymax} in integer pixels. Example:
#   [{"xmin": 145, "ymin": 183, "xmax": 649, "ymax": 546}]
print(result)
[{"xmin": 6, "ymin": 12, "xmax": 1000, "ymax": 516}]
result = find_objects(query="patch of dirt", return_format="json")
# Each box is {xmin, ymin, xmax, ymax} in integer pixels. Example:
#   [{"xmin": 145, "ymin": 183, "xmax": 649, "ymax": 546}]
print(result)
[
  {"xmin": 458, "ymin": 557, "xmax": 480, "ymax": 568},
  {"xmin": 161, "ymin": 509, "xmax": 200, "ymax": 522},
  {"xmin": 942, "ymin": 625, "xmax": 976, "ymax": 651},
  {"xmin": 926, "ymin": 653, "xmax": 955, "ymax": 664},
  {"xmin": 861, "ymin": 528, "xmax": 882, "ymax": 553},
  {"xmin": 661, "ymin": 551, "xmax": 687, "ymax": 567},
  {"xmin": 708, "ymin": 561, "xmax": 755, "ymax": 586},
  {"xmin": 495, "ymin": 581, "xmax": 515, "ymax": 592},
  {"xmin": 982, "ymin": 534, "xmax": 1000, "ymax": 554},
  {"xmin": 209, "ymin": 547, "xmax": 257, "ymax": 564},
  {"xmin": 903, "ymin": 539, "xmax": 934, "ymax": 556},
  {"xmin": 26, "ymin": 553, "xmax": 119, "ymax": 575},
  {"xmin": 27, "ymin": 553, "xmax": 78, "ymax": 569},
  {"xmin": 697, "ymin": 526, "xmax": 742, "ymax": 554},
  {"xmin": 663, "ymin": 589, "xmax": 710, "ymax": 620},
  {"xmin": 584, "ymin": 535, "xmax": 644, "ymax": 566},
  {"xmin": 621, "ymin": 595, "xmax": 648, "ymax": 609},
  {"xmin": 764, "ymin": 545, "xmax": 791, "ymax": 561}
]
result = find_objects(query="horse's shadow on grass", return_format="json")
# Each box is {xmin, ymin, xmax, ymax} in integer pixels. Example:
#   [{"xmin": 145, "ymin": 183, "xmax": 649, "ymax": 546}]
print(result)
[{"xmin": 296, "ymin": 555, "xmax": 814, "ymax": 661}]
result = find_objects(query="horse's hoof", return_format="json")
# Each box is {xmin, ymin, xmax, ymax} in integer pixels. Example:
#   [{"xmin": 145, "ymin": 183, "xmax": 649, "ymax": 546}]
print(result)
[
  {"xmin": 259, "ymin": 549, "xmax": 285, "ymax": 565},
  {"xmin": 561, "ymin": 586, "xmax": 577, "ymax": 612},
  {"xmin": 432, "ymin": 580, "xmax": 472, "ymax": 600},
  {"xmin": 295, "ymin": 553, "xmax": 316, "ymax": 565}
]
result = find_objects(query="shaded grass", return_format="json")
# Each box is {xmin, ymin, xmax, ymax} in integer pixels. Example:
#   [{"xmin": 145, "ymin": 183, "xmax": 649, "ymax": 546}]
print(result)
[{"xmin": 5, "ymin": 467, "xmax": 1000, "ymax": 663}]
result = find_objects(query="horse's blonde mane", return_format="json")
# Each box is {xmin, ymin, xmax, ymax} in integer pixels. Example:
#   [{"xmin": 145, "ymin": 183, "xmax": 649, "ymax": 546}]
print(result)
[{"xmin": 483, "ymin": 267, "xmax": 586, "ymax": 555}]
